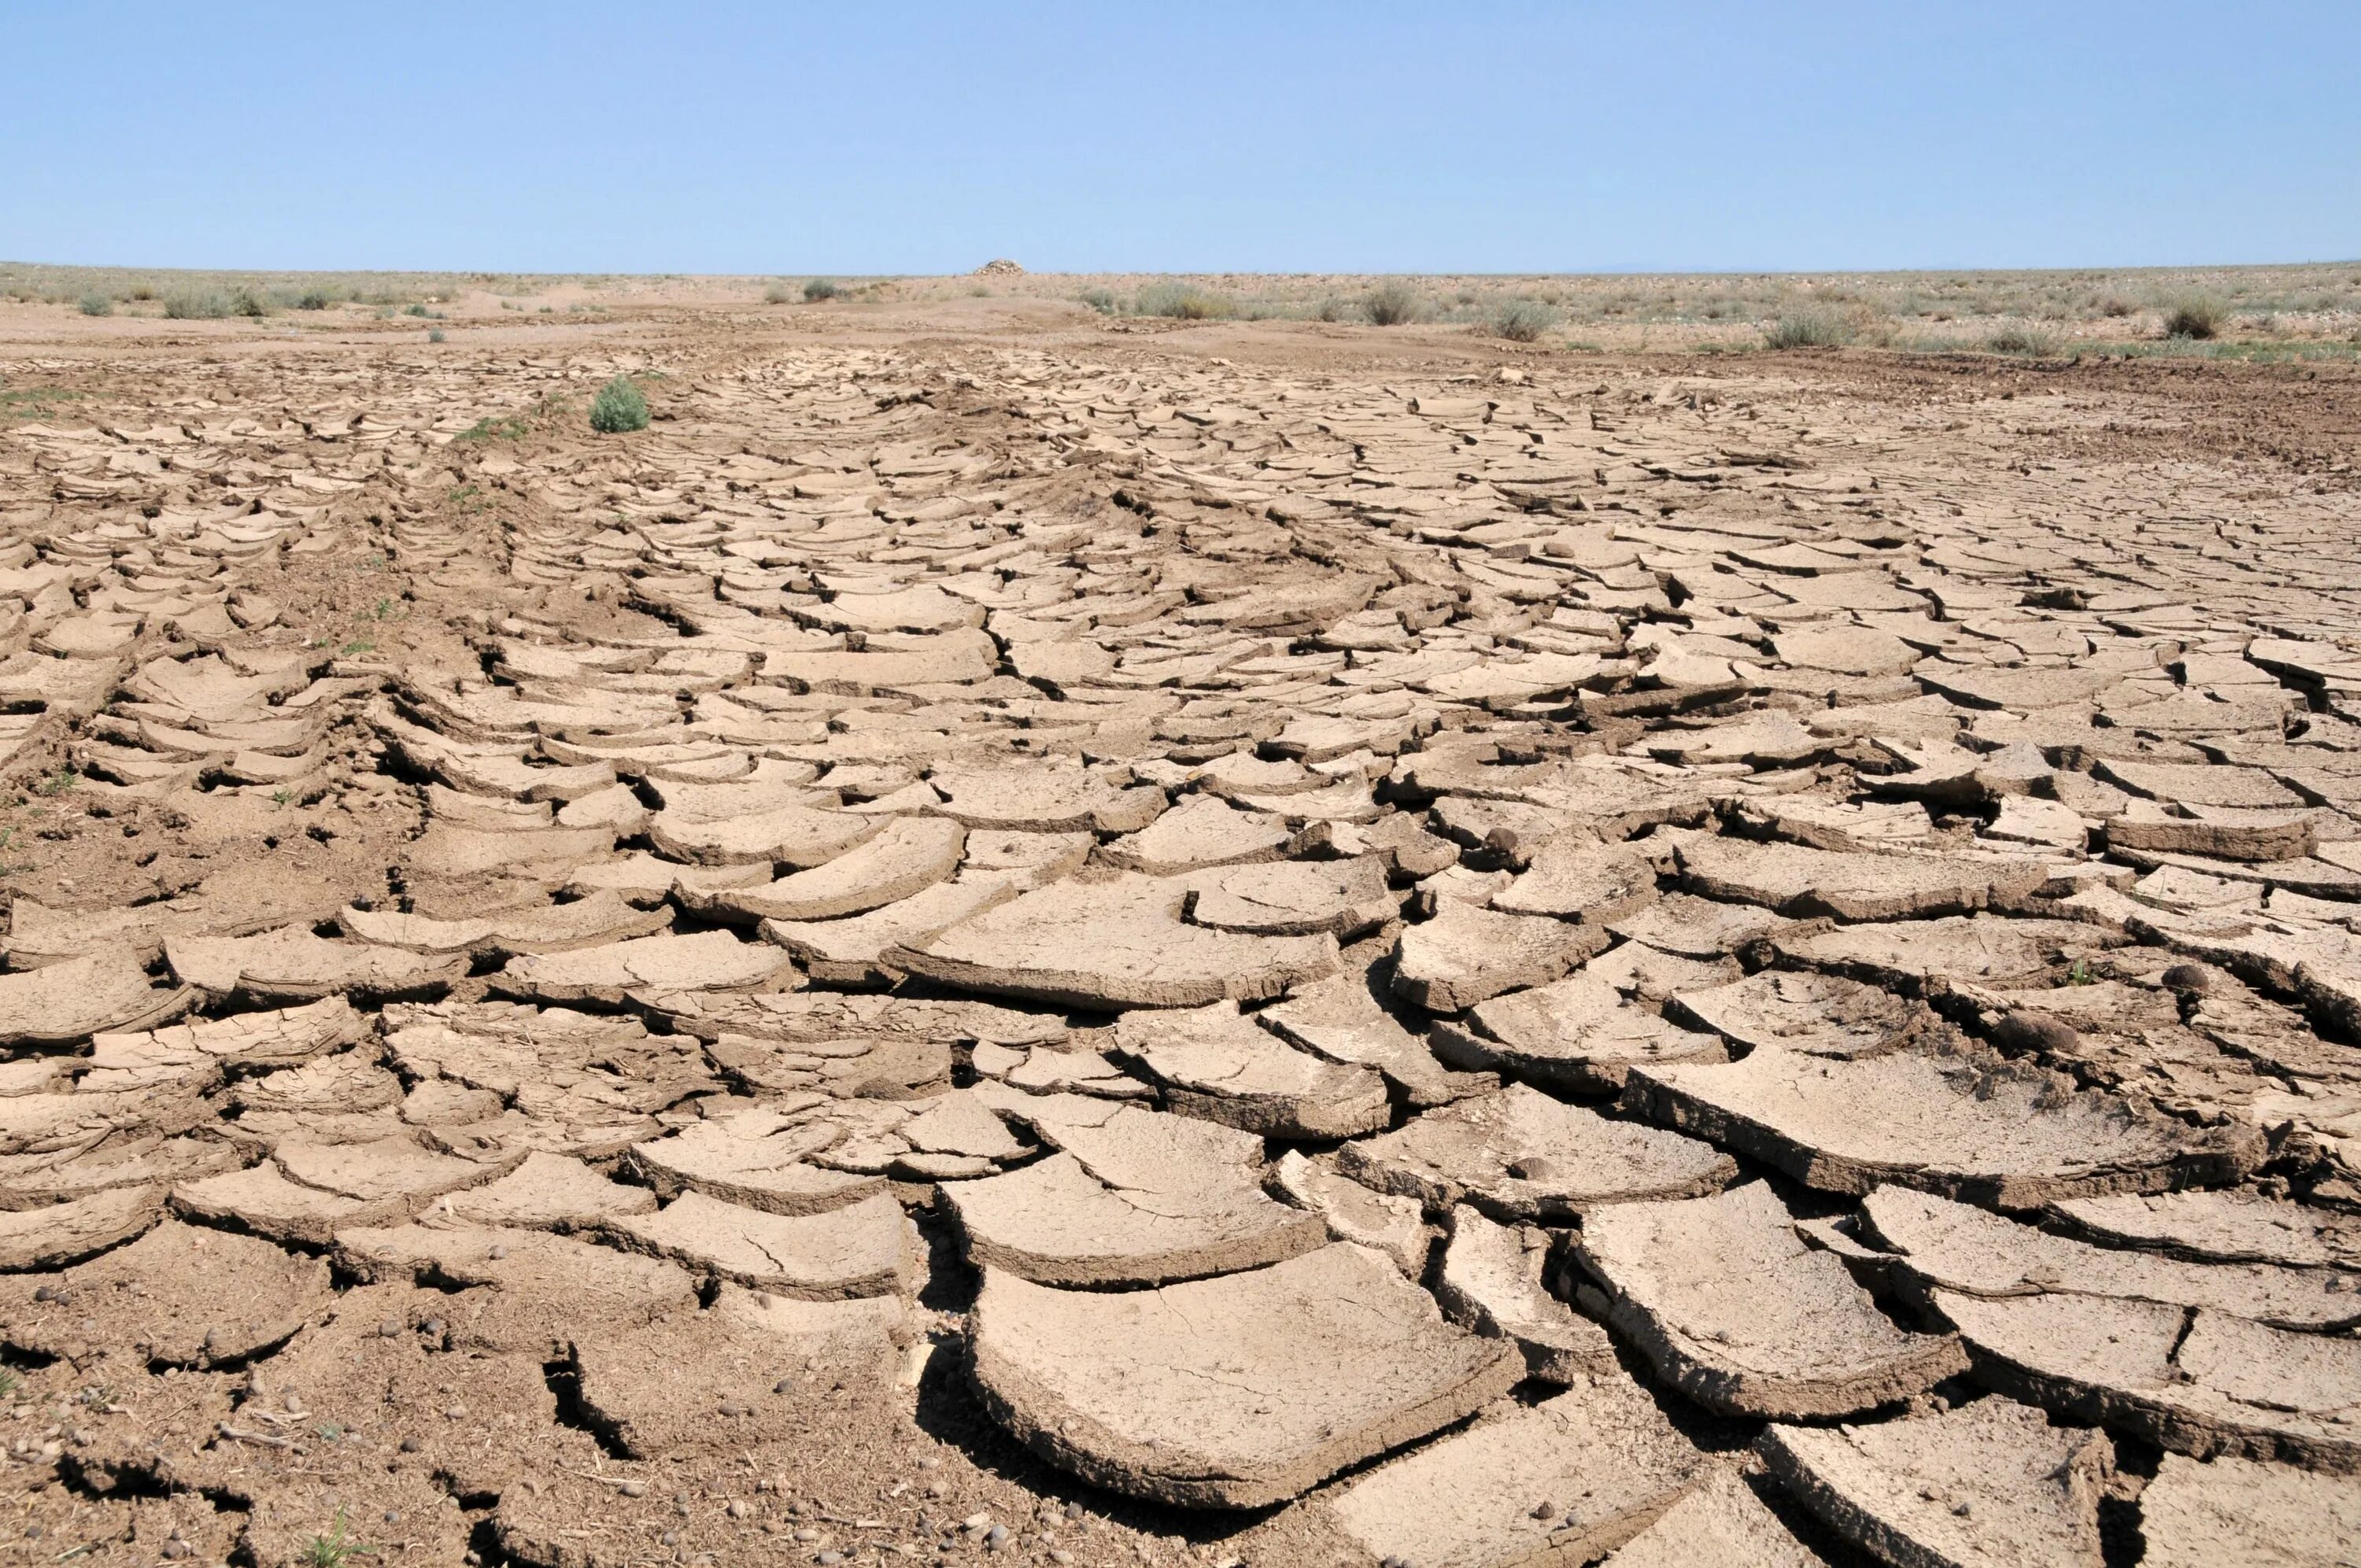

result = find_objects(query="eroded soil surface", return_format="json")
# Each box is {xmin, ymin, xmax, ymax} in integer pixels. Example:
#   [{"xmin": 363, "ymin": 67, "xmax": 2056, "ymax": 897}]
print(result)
[{"xmin": 2, "ymin": 300, "xmax": 2359, "ymax": 1568}]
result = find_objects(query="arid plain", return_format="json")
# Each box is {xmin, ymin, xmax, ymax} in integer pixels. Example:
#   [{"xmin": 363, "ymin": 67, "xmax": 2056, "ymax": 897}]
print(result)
[{"xmin": 0, "ymin": 265, "xmax": 2358, "ymax": 1568}]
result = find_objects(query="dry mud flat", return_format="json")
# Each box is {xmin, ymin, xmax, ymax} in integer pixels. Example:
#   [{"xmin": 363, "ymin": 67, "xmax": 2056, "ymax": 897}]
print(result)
[{"xmin": 0, "ymin": 303, "xmax": 2359, "ymax": 1568}]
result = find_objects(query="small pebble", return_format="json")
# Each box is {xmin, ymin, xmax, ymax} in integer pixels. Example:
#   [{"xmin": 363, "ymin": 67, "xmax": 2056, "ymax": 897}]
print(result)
[
  {"xmin": 661, "ymin": 1529, "xmax": 680, "ymax": 1547},
  {"xmin": 985, "ymin": 1524, "xmax": 1010, "ymax": 1551},
  {"xmin": 793, "ymin": 1528, "xmax": 821, "ymax": 1543},
  {"xmin": 2162, "ymin": 963, "xmax": 2211, "ymax": 994},
  {"xmin": 384, "ymin": 1512, "xmax": 400, "ymax": 1525},
  {"xmin": 487, "ymin": 1245, "xmax": 508, "ymax": 1260},
  {"xmin": 1530, "ymin": 1500, "xmax": 1557, "ymax": 1520},
  {"xmin": 726, "ymin": 1500, "xmax": 752, "ymax": 1520},
  {"xmin": 379, "ymin": 1319, "xmax": 403, "ymax": 1337},
  {"xmin": 444, "ymin": 1404, "xmax": 467, "ymax": 1420},
  {"xmin": 620, "ymin": 1481, "xmax": 647, "ymax": 1499},
  {"xmin": 400, "ymin": 1437, "xmax": 423, "ymax": 1453},
  {"xmin": 773, "ymin": 1378, "xmax": 795, "ymax": 1395},
  {"xmin": 161, "ymin": 1543, "xmax": 190, "ymax": 1560},
  {"xmin": 421, "ymin": 1318, "xmax": 447, "ymax": 1338},
  {"xmin": 283, "ymin": 1392, "xmax": 305, "ymax": 1414},
  {"xmin": 816, "ymin": 1554, "xmax": 844, "ymax": 1566},
  {"xmin": 718, "ymin": 1401, "xmax": 746, "ymax": 1417}
]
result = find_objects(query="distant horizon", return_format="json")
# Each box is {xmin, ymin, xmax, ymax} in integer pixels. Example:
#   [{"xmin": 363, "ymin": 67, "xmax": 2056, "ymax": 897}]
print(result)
[
  {"xmin": 6, "ymin": 260, "xmax": 2360, "ymax": 283},
  {"xmin": 4, "ymin": 2, "xmax": 2354, "ymax": 278}
]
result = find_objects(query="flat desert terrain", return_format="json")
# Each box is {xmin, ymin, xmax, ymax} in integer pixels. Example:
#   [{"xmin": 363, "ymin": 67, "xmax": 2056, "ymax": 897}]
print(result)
[{"xmin": 0, "ymin": 269, "xmax": 2358, "ymax": 1568}]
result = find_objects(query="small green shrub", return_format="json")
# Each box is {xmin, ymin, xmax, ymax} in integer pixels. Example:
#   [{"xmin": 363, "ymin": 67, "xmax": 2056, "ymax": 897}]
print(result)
[
  {"xmin": 1313, "ymin": 297, "xmax": 1351, "ymax": 323},
  {"xmin": 427, "ymin": 328, "xmax": 446, "ymax": 343},
  {"xmin": 1136, "ymin": 282, "xmax": 1232, "ymax": 319},
  {"xmin": 76, "ymin": 293, "xmax": 112, "ymax": 317},
  {"xmin": 763, "ymin": 281, "xmax": 795, "ymax": 304},
  {"xmin": 1488, "ymin": 299, "xmax": 1559, "ymax": 343},
  {"xmin": 803, "ymin": 278, "xmax": 840, "ymax": 301},
  {"xmin": 1076, "ymin": 287, "xmax": 1117, "ymax": 314},
  {"xmin": 297, "ymin": 288, "xmax": 334, "ymax": 310},
  {"xmin": 1763, "ymin": 308, "xmax": 1853, "ymax": 349},
  {"xmin": 1364, "ymin": 279, "xmax": 1421, "ymax": 326},
  {"xmin": 231, "ymin": 288, "xmax": 268, "ymax": 319},
  {"xmin": 404, "ymin": 303, "xmax": 430, "ymax": 317},
  {"xmin": 588, "ymin": 374, "xmax": 649, "ymax": 434},
  {"xmin": 1985, "ymin": 323, "xmax": 2057, "ymax": 356},
  {"xmin": 163, "ymin": 290, "xmax": 233, "ymax": 319},
  {"xmin": 2163, "ymin": 296, "xmax": 2225, "ymax": 340}
]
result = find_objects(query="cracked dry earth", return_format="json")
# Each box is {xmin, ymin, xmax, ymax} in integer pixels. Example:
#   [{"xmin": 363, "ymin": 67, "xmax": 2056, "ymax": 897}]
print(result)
[{"xmin": 2, "ymin": 310, "xmax": 2360, "ymax": 1568}]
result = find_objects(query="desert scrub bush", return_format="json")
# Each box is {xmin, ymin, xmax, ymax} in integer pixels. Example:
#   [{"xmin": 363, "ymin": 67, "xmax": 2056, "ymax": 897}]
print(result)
[
  {"xmin": 588, "ymin": 374, "xmax": 649, "ymax": 434},
  {"xmin": 1363, "ymin": 279, "xmax": 1421, "ymax": 326},
  {"xmin": 763, "ymin": 281, "xmax": 794, "ymax": 304},
  {"xmin": 1136, "ymin": 282, "xmax": 1232, "ymax": 319},
  {"xmin": 1312, "ymin": 296, "xmax": 1352, "ymax": 323},
  {"xmin": 1487, "ymin": 299, "xmax": 1559, "ymax": 343},
  {"xmin": 1985, "ymin": 323, "xmax": 2057, "ymax": 356},
  {"xmin": 2163, "ymin": 296, "xmax": 2225, "ymax": 339},
  {"xmin": 427, "ymin": 328, "xmax": 446, "ymax": 343},
  {"xmin": 76, "ymin": 293, "xmax": 112, "ymax": 316},
  {"xmin": 296, "ymin": 288, "xmax": 335, "ymax": 310},
  {"xmin": 803, "ymin": 278, "xmax": 840, "ymax": 301},
  {"xmin": 163, "ymin": 289, "xmax": 233, "ymax": 319},
  {"xmin": 1762, "ymin": 308, "xmax": 1854, "ymax": 349},
  {"xmin": 1076, "ymin": 287, "xmax": 1117, "ymax": 314}
]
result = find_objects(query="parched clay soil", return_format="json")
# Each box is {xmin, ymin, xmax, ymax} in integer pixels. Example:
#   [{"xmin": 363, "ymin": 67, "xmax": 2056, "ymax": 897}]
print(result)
[{"xmin": 2, "ymin": 293, "xmax": 2359, "ymax": 1567}]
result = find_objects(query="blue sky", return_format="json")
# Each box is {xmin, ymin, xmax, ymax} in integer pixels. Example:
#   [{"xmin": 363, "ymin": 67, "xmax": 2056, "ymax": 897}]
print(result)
[{"xmin": 5, "ymin": 2, "xmax": 2355, "ymax": 275}]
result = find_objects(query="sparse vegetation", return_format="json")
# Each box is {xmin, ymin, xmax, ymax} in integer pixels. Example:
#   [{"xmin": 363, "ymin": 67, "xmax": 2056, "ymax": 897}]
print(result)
[
  {"xmin": 1076, "ymin": 287, "xmax": 1117, "ymax": 314},
  {"xmin": 763, "ymin": 281, "xmax": 795, "ymax": 304},
  {"xmin": 1363, "ymin": 279, "xmax": 1421, "ymax": 327},
  {"xmin": 163, "ymin": 290, "xmax": 233, "ymax": 320},
  {"xmin": 76, "ymin": 293, "xmax": 112, "ymax": 316},
  {"xmin": 1763, "ymin": 308, "xmax": 1854, "ymax": 349},
  {"xmin": 300, "ymin": 1510, "xmax": 369, "ymax": 1568},
  {"xmin": 1984, "ymin": 322, "xmax": 2058, "ymax": 356},
  {"xmin": 427, "ymin": 328, "xmax": 445, "ymax": 343},
  {"xmin": 2163, "ymin": 296, "xmax": 2226, "ymax": 340},
  {"xmin": 1135, "ymin": 282, "xmax": 1233, "ymax": 320},
  {"xmin": 588, "ymin": 374, "xmax": 650, "ymax": 434},
  {"xmin": 803, "ymin": 278, "xmax": 841, "ymax": 301},
  {"xmin": 1487, "ymin": 299, "xmax": 1559, "ymax": 343},
  {"xmin": 459, "ymin": 412, "xmax": 531, "ymax": 442}
]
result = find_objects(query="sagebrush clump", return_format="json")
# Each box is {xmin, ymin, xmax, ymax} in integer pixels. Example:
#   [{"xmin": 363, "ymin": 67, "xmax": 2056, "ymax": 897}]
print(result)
[
  {"xmin": 1984, "ymin": 323, "xmax": 2057, "ymax": 356},
  {"xmin": 76, "ymin": 293, "xmax": 112, "ymax": 317},
  {"xmin": 163, "ymin": 290, "xmax": 232, "ymax": 320},
  {"xmin": 1364, "ymin": 279, "xmax": 1421, "ymax": 327},
  {"xmin": 588, "ymin": 374, "xmax": 649, "ymax": 434},
  {"xmin": 2163, "ymin": 297, "xmax": 2225, "ymax": 340},
  {"xmin": 1487, "ymin": 299, "xmax": 1558, "ymax": 342},
  {"xmin": 1136, "ymin": 282, "xmax": 1232, "ymax": 320},
  {"xmin": 1763, "ymin": 308, "xmax": 1853, "ymax": 349},
  {"xmin": 804, "ymin": 278, "xmax": 840, "ymax": 301}
]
